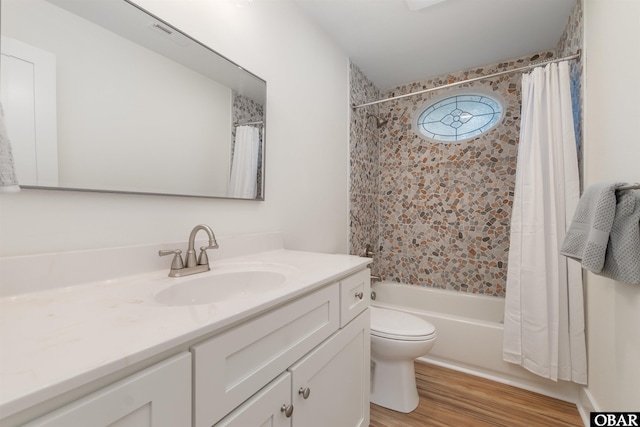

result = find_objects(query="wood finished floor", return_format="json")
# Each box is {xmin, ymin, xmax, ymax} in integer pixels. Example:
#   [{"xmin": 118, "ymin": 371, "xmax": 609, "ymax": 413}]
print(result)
[{"xmin": 370, "ymin": 362, "xmax": 583, "ymax": 427}]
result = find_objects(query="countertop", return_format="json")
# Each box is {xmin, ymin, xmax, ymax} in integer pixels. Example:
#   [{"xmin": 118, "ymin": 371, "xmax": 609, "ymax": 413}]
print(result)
[{"xmin": 0, "ymin": 248, "xmax": 371, "ymax": 419}]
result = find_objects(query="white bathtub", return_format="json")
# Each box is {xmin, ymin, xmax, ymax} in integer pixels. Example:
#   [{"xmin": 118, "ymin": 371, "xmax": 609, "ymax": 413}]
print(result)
[{"xmin": 371, "ymin": 281, "xmax": 580, "ymax": 402}]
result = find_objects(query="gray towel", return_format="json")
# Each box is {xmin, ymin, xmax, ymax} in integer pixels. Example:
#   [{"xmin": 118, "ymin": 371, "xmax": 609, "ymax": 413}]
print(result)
[
  {"xmin": 600, "ymin": 189, "xmax": 640, "ymax": 284},
  {"xmin": 561, "ymin": 182, "xmax": 640, "ymax": 284},
  {"xmin": 0, "ymin": 102, "xmax": 20, "ymax": 192},
  {"xmin": 561, "ymin": 181, "xmax": 624, "ymax": 272}
]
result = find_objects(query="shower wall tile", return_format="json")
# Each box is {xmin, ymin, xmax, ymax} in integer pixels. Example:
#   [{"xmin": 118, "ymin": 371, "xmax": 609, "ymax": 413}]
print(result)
[
  {"xmin": 350, "ymin": 192, "xmax": 380, "ymax": 268},
  {"xmin": 349, "ymin": 0, "xmax": 582, "ymax": 297},
  {"xmin": 372, "ymin": 51, "xmax": 546, "ymax": 296},
  {"xmin": 349, "ymin": 62, "xmax": 380, "ymax": 269},
  {"xmin": 233, "ymin": 92, "xmax": 264, "ymax": 126},
  {"xmin": 557, "ymin": 0, "xmax": 584, "ymax": 186},
  {"xmin": 351, "ymin": 158, "xmax": 378, "ymax": 196}
]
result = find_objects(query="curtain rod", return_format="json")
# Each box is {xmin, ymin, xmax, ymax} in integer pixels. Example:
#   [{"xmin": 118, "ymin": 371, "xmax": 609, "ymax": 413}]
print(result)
[
  {"xmin": 234, "ymin": 120, "xmax": 263, "ymax": 127},
  {"xmin": 351, "ymin": 50, "xmax": 581, "ymax": 110}
]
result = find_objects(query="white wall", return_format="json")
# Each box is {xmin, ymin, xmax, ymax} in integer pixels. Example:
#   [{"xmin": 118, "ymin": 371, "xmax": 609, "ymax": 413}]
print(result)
[
  {"xmin": 583, "ymin": 0, "xmax": 640, "ymax": 411},
  {"xmin": 0, "ymin": 0, "xmax": 350, "ymax": 257}
]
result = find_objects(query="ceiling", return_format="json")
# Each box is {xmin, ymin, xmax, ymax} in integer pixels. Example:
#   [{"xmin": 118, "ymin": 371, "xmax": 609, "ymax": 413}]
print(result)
[{"xmin": 292, "ymin": 0, "xmax": 577, "ymax": 90}]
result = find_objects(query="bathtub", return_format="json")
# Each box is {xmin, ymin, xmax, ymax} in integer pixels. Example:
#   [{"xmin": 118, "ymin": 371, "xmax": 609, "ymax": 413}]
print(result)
[{"xmin": 371, "ymin": 281, "xmax": 580, "ymax": 402}]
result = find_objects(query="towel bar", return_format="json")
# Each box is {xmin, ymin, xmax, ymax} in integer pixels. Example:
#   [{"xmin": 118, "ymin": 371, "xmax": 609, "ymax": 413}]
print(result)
[{"xmin": 616, "ymin": 184, "xmax": 640, "ymax": 191}]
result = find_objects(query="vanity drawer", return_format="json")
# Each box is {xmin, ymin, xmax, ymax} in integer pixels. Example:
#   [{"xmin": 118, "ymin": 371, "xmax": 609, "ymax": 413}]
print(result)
[
  {"xmin": 191, "ymin": 283, "xmax": 340, "ymax": 427},
  {"xmin": 339, "ymin": 269, "xmax": 370, "ymax": 328}
]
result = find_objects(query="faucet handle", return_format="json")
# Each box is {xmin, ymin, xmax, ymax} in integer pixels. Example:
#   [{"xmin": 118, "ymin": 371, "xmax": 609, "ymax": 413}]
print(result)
[
  {"xmin": 198, "ymin": 246, "xmax": 210, "ymax": 266},
  {"xmin": 158, "ymin": 249, "xmax": 185, "ymax": 270},
  {"xmin": 363, "ymin": 244, "xmax": 376, "ymax": 258}
]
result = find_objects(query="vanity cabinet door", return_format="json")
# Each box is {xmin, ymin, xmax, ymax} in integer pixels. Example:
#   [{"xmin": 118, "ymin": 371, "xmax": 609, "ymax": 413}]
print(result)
[
  {"xmin": 339, "ymin": 269, "xmax": 370, "ymax": 327},
  {"xmin": 23, "ymin": 353, "xmax": 191, "ymax": 427},
  {"xmin": 214, "ymin": 372, "xmax": 292, "ymax": 427},
  {"xmin": 192, "ymin": 283, "xmax": 340, "ymax": 427},
  {"xmin": 288, "ymin": 309, "xmax": 370, "ymax": 427}
]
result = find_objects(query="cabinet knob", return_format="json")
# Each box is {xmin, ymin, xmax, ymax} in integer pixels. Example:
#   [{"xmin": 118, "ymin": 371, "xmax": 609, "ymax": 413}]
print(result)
[
  {"xmin": 355, "ymin": 291, "xmax": 364, "ymax": 300},
  {"xmin": 281, "ymin": 404, "xmax": 294, "ymax": 418},
  {"xmin": 298, "ymin": 387, "xmax": 311, "ymax": 399}
]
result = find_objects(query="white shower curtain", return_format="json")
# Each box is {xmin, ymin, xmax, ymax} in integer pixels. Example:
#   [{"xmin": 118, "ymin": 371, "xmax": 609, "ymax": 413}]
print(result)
[
  {"xmin": 0, "ymin": 102, "xmax": 20, "ymax": 193},
  {"xmin": 228, "ymin": 125, "xmax": 260, "ymax": 199},
  {"xmin": 503, "ymin": 62, "xmax": 587, "ymax": 384}
]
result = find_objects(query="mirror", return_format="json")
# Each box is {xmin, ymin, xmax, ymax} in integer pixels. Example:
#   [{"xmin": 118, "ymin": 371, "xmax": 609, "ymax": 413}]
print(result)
[{"xmin": 0, "ymin": 0, "xmax": 266, "ymax": 199}]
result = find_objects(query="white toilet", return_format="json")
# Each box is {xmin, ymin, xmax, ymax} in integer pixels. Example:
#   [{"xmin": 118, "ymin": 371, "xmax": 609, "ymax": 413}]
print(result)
[{"xmin": 370, "ymin": 306, "xmax": 437, "ymax": 413}]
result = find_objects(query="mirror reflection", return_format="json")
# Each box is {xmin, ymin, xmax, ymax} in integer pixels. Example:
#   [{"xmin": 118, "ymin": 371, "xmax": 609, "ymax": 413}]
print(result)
[{"xmin": 0, "ymin": 0, "xmax": 266, "ymax": 199}]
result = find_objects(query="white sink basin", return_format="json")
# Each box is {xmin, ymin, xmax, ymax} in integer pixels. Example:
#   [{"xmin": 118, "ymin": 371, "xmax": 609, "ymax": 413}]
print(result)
[{"xmin": 155, "ymin": 269, "xmax": 288, "ymax": 306}]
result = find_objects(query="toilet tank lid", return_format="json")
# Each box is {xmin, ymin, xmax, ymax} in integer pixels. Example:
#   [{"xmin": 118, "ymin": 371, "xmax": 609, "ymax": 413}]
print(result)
[{"xmin": 370, "ymin": 306, "xmax": 435, "ymax": 337}]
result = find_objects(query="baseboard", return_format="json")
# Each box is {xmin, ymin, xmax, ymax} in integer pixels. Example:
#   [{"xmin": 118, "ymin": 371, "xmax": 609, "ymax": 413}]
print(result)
[
  {"xmin": 417, "ymin": 356, "xmax": 582, "ymax": 405},
  {"xmin": 576, "ymin": 387, "xmax": 600, "ymax": 427}
]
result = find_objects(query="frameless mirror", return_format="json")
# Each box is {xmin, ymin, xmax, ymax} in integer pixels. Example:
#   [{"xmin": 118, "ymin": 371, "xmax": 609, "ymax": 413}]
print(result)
[{"xmin": 0, "ymin": 0, "xmax": 266, "ymax": 199}]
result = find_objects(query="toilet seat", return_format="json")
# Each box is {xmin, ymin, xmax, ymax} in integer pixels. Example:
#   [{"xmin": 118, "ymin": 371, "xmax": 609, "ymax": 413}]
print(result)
[{"xmin": 370, "ymin": 306, "xmax": 436, "ymax": 341}]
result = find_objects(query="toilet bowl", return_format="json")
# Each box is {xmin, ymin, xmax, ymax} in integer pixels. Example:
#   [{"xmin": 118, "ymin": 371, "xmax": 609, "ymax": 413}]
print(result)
[{"xmin": 370, "ymin": 306, "xmax": 436, "ymax": 413}]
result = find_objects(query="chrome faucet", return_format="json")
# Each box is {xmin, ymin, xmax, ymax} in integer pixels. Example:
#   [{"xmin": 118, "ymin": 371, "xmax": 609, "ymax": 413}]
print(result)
[{"xmin": 159, "ymin": 224, "xmax": 219, "ymax": 277}]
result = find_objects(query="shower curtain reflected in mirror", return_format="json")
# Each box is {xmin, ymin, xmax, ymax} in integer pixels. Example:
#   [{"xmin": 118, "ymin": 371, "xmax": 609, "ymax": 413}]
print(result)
[
  {"xmin": 0, "ymin": 102, "xmax": 20, "ymax": 193},
  {"xmin": 503, "ymin": 61, "xmax": 587, "ymax": 384},
  {"xmin": 228, "ymin": 125, "xmax": 260, "ymax": 199}
]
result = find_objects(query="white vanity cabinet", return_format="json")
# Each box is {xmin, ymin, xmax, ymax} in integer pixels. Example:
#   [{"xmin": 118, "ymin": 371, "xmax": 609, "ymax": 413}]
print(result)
[
  {"xmin": 3, "ymin": 266, "xmax": 370, "ymax": 427},
  {"xmin": 288, "ymin": 308, "xmax": 370, "ymax": 427},
  {"xmin": 22, "ymin": 353, "xmax": 191, "ymax": 427},
  {"xmin": 209, "ymin": 269, "xmax": 371, "ymax": 427},
  {"xmin": 339, "ymin": 268, "xmax": 370, "ymax": 327},
  {"xmin": 192, "ymin": 283, "xmax": 341, "ymax": 427},
  {"xmin": 213, "ymin": 372, "xmax": 292, "ymax": 427}
]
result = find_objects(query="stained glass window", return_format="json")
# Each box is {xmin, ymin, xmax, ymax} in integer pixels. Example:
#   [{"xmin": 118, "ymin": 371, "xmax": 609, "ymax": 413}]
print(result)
[{"xmin": 416, "ymin": 94, "xmax": 503, "ymax": 143}]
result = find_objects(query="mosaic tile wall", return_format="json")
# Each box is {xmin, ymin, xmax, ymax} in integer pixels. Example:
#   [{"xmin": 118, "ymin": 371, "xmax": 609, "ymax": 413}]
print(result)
[
  {"xmin": 349, "ymin": 62, "xmax": 380, "ymax": 277},
  {"xmin": 556, "ymin": 0, "xmax": 584, "ymax": 186},
  {"xmin": 377, "ymin": 51, "xmax": 558, "ymax": 296},
  {"xmin": 349, "ymin": 2, "xmax": 583, "ymax": 296}
]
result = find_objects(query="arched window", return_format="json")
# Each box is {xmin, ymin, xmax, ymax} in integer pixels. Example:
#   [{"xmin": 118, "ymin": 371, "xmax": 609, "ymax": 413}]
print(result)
[{"xmin": 416, "ymin": 93, "xmax": 503, "ymax": 143}]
